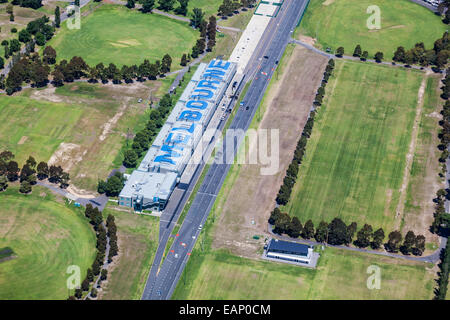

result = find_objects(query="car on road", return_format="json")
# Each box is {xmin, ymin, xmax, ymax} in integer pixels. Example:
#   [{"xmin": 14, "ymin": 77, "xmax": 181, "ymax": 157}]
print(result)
[
  {"xmin": 246, "ymin": 106, "xmax": 249, "ymax": 110},
  {"xmin": 198, "ymin": 224, "xmax": 202, "ymax": 230}
]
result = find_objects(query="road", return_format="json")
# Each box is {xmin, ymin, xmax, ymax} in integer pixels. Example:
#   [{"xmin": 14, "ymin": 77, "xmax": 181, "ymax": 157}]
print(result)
[{"xmin": 141, "ymin": 0, "xmax": 310, "ymax": 300}]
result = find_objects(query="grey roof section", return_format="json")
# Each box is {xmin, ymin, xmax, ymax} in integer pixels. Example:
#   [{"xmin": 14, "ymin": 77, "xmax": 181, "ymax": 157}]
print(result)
[
  {"xmin": 119, "ymin": 170, "xmax": 177, "ymax": 202},
  {"xmin": 137, "ymin": 146, "xmax": 159, "ymax": 173},
  {"xmin": 267, "ymin": 239, "xmax": 311, "ymax": 256}
]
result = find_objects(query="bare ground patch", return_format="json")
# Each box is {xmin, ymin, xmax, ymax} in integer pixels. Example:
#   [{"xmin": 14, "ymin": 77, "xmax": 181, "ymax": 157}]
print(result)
[{"xmin": 211, "ymin": 46, "xmax": 329, "ymax": 258}]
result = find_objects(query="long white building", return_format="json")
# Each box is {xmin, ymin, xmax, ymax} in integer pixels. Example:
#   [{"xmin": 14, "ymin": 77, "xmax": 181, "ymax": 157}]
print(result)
[{"xmin": 119, "ymin": 59, "xmax": 237, "ymax": 211}]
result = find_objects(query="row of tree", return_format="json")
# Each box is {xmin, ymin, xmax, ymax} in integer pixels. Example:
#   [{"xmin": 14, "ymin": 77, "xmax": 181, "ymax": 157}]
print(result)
[
  {"xmin": 218, "ymin": 0, "xmax": 256, "ymax": 17},
  {"xmin": 120, "ymin": 93, "xmax": 174, "ymax": 169},
  {"xmin": 189, "ymin": 9, "xmax": 217, "ymax": 58},
  {"xmin": 269, "ymin": 208, "xmax": 426, "ymax": 256},
  {"xmin": 10, "ymin": 0, "xmax": 42, "ymax": 9},
  {"xmin": 0, "ymin": 150, "xmax": 70, "ymax": 194},
  {"xmin": 438, "ymin": 0, "xmax": 450, "ymax": 25},
  {"xmin": 351, "ymin": 44, "xmax": 384, "ymax": 63},
  {"xmin": 392, "ymin": 32, "xmax": 450, "ymax": 68},
  {"xmin": 72, "ymin": 204, "xmax": 113, "ymax": 300},
  {"xmin": 434, "ymin": 236, "xmax": 449, "ymax": 299},
  {"xmin": 2, "ymin": 46, "xmax": 175, "ymax": 94},
  {"xmin": 106, "ymin": 214, "xmax": 118, "ymax": 262},
  {"xmin": 276, "ymin": 59, "xmax": 335, "ymax": 206}
]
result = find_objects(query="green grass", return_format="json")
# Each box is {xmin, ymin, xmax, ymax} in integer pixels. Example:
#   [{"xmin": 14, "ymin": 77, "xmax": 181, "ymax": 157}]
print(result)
[
  {"xmin": 46, "ymin": 4, "xmax": 198, "ymax": 67},
  {"xmin": 100, "ymin": 206, "xmax": 159, "ymax": 300},
  {"xmin": 282, "ymin": 60, "xmax": 425, "ymax": 231},
  {"xmin": 0, "ymin": 186, "xmax": 96, "ymax": 299},
  {"xmin": 182, "ymin": 0, "xmax": 222, "ymax": 17},
  {"xmin": 172, "ymin": 246, "xmax": 434, "ymax": 299},
  {"xmin": 297, "ymin": 0, "xmax": 447, "ymax": 57},
  {"xmin": 0, "ymin": 95, "xmax": 84, "ymax": 165}
]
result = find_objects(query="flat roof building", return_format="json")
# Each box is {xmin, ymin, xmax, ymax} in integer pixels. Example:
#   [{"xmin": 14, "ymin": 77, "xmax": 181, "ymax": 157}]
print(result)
[
  {"xmin": 264, "ymin": 239, "xmax": 314, "ymax": 265},
  {"xmin": 119, "ymin": 59, "xmax": 237, "ymax": 211}
]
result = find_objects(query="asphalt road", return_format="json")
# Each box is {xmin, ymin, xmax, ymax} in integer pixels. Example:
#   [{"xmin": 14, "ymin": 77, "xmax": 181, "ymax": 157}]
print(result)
[{"xmin": 141, "ymin": 0, "xmax": 311, "ymax": 300}]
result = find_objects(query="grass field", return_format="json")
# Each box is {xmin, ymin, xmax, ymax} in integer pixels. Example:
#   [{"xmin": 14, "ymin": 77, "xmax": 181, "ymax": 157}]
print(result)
[
  {"xmin": 297, "ymin": 0, "xmax": 447, "ymax": 57},
  {"xmin": 0, "ymin": 186, "xmax": 96, "ymax": 299},
  {"xmin": 99, "ymin": 206, "xmax": 159, "ymax": 300},
  {"xmin": 173, "ymin": 246, "xmax": 435, "ymax": 299},
  {"xmin": 281, "ymin": 60, "xmax": 430, "ymax": 232},
  {"xmin": 0, "ymin": 80, "xmax": 162, "ymax": 192},
  {"xmin": 46, "ymin": 4, "xmax": 198, "ymax": 67},
  {"xmin": 184, "ymin": 0, "xmax": 222, "ymax": 17},
  {"xmin": 403, "ymin": 75, "xmax": 444, "ymax": 237}
]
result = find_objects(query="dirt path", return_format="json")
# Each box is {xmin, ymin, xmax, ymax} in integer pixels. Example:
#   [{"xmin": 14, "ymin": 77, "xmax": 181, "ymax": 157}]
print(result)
[
  {"xmin": 394, "ymin": 73, "xmax": 429, "ymax": 228},
  {"xmin": 211, "ymin": 46, "xmax": 329, "ymax": 258}
]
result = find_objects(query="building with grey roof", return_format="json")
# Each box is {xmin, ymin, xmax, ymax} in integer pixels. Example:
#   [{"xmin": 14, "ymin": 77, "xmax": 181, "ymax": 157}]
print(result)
[{"xmin": 119, "ymin": 59, "xmax": 237, "ymax": 211}]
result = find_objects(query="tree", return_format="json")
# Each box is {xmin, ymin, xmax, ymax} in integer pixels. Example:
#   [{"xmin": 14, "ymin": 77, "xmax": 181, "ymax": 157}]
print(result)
[
  {"xmin": 81, "ymin": 278, "xmax": 90, "ymax": 291},
  {"xmin": 60, "ymin": 172, "xmax": 70, "ymax": 188},
  {"xmin": 268, "ymin": 207, "xmax": 281, "ymax": 225},
  {"xmin": 126, "ymin": 0, "xmax": 135, "ymax": 8},
  {"xmin": 302, "ymin": 219, "xmax": 314, "ymax": 239},
  {"xmin": 158, "ymin": 0, "xmax": 175, "ymax": 11},
  {"xmin": 100, "ymin": 269, "xmax": 108, "ymax": 281},
  {"xmin": 354, "ymin": 224, "xmax": 373, "ymax": 248},
  {"xmin": 287, "ymin": 216, "xmax": 302, "ymax": 238},
  {"xmin": 371, "ymin": 228, "xmax": 385, "ymax": 249},
  {"xmin": 0, "ymin": 57, "xmax": 3, "ymax": 70},
  {"xmin": 174, "ymin": 0, "xmax": 189, "ymax": 16},
  {"xmin": 0, "ymin": 175, "xmax": 8, "ymax": 192},
  {"xmin": 344, "ymin": 222, "xmax": 357, "ymax": 245},
  {"xmin": 35, "ymin": 161, "xmax": 48, "ymax": 179},
  {"xmin": 18, "ymin": 29, "xmax": 31, "ymax": 43},
  {"xmin": 90, "ymin": 288, "xmax": 97, "ymax": 298},
  {"xmin": 19, "ymin": 181, "xmax": 32, "ymax": 193},
  {"xmin": 35, "ymin": 32, "xmax": 45, "ymax": 46},
  {"xmin": 412, "ymin": 235, "xmax": 426, "ymax": 256},
  {"xmin": 92, "ymin": 259, "xmax": 101, "ymax": 276},
  {"xmin": 393, "ymin": 46, "xmax": 405, "ymax": 62},
  {"xmin": 374, "ymin": 51, "xmax": 384, "ymax": 63},
  {"xmin": 55, "ymin": 6, "xmax": 61, "ymax": 28},
  {"xmin": 190, "ymin": 8, "xmax": 204, "ymax": 29},
  {"xmin": 123, "ymin": 149, "xmax": 138, "ymax": 168},
  {"xmin": 400, "ymin": 230, "xmax": 416, "ymax": 255},
  {"xmin": 48, "ymin": 165, "xmax": 63, "ymax": 183},
  {"xmin": 273, "ymin": 212, "xmax": 290, "ymax": 235},
  {"xmin": 314, "ymin": 221, "xmax": 328, "ymax": 243},
  {"xmin": 361, "ymin": 50, "xmax": 368, "ymax": 61},
  {"xmin": 141, "ymin": 0, "xmax": 155, "ymax": 13},
  {"xmin": 161, "ymin": 53, "xmax": 172, "ymax": 74},
  {"xmin": 7, "ymin": 161, "xmax": 19, "ymax": 181},
  {"xmin": 43, "ymin": 46, "xmax": 56, "ymax": 64},
  {"xmin": 74, "ymin": 288, "xmax": 82, "ymax": 299},
  {"xmin": 335, "ymin": 46, "xmax": 344, "ymax": 57},
  {"xmin": 327, "ymin": 218, "xmax": 347, "ymax": 245},
  {"xmin": 353, "ymin": 44, "xmax": 362, "ymax": 57},
  {"xmin": 385, "ymin": 231, "xmax": 402, "ymax": 253},
  {"xmin": 6, "ymin": 4, "xmax": 13, "ymax": 14},
  {"xmin": 105, "ymin": 173, "xmax": 125, "ymax": 197},
  {"xmin": 180, "ymin": 53, "xmax": 188, "ymax": 66}
]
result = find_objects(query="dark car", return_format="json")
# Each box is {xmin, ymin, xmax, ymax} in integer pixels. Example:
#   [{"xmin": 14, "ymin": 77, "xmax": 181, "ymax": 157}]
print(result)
[{"xmin": 246, "ymin": 106, "xmax": 249, "ymax": 110}]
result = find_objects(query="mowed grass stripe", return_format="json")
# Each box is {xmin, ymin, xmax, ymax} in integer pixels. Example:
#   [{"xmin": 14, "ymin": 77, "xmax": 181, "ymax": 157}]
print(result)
[
  {"xmin": 283, "ymin": 61, "xmax": 424, "ymax": 231},
  {"xmin": 0, "ymin": 188, "xmax": 96, "ymax": 299},
  {"xmin": 46, "ymin": 5, "xmax": 198, "ymax": 67}
]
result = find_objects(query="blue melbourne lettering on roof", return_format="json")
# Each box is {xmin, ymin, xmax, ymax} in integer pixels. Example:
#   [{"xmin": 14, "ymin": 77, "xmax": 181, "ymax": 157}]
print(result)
[
  {"xmin": 268, "ymin": 239, "xmax": 310, "ymax": 256},
  {"xmin": 154, "ymin": 60, "xmax": 230, "ymax": 166}
]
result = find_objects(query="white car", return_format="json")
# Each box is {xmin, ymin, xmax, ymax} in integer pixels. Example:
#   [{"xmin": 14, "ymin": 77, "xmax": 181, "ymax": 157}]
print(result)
[{"xmin": 198, "ymin": 224, "xmax": 203, "ymax": 230}]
